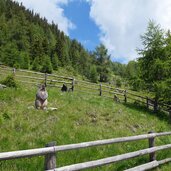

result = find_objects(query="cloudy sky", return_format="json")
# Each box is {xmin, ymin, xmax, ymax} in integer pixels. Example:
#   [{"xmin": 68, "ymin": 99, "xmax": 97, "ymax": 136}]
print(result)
[{"xmin": 14, "ymin": 0, "xmax": 171, "ymax": 63}]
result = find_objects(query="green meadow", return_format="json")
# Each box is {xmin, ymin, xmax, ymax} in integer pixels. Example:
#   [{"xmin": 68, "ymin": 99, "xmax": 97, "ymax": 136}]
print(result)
[{"xmin": 0, "ymin": 82, "xmax": 171, "ymax": 171}]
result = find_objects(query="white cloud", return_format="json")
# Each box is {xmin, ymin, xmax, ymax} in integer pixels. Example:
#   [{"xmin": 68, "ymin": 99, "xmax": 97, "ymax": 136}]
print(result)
[
  {"xmin": 87, "ymin": 0, "xmax": 171, "ymax": 63},
  {"xmin": 14, "ymin": 0, "xmax": 75, "ymax": 35}
]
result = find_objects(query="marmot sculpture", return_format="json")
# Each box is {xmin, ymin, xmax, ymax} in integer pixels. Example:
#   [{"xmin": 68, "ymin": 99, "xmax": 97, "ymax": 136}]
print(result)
[
  {"xmin": 61, "ymin": 83, "xmax": 68, "ymax": 92},
  {"xmin": 35, "ymin": 84, "xmax": 48, "ymax": 110}
]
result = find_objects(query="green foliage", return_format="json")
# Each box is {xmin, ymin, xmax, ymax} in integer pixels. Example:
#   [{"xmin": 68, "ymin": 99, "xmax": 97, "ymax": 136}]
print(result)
[
  {"xmin": 41, "ymin": 55, "xmax": 53, "ymax": 73},
  {"xmin": 55, "ymin": 32, "xmax": 70, "ymax": 67},
  {"xmin": 19, "ymin": 51, "xmax": 30, "ymax": 69},
  {"xmin": 137, "ymin": 20, "xmax": 171, "ymax": 103},
  {"xmin": 1, "ymin": 42, "xmax": 19, "ymax": 67},
  {"xmin": 130, "ymin": 78, "xmax": 145, "ymax": 91},
  {"xmin": 0, "ymin": 83, "xmax": 171, "ymax": 171},
  {"xmin": 154, "ymin": 79, "xmax": 171, "ymax": 102},
  {"xmin": 116, "ymin": 78, "xmax": 122, "ymax": 87},
  {"xmin": 112, "ymin": 62, "xmax": 126, "ymax": 77},
  {"xmin": 89, "ymin": 65, "xmax": 98, "ymax": 83},
  {"xmin": 95, "ymin": 44, "xmax": 110, "ymax": 64},
  {"xmin": 99, "ymin": 66, "xmax": 111, "ymax": 82},
  {"xmin": 138, "ymin": 20, "xmax": 165, "ymax": 84},
  {"xmin": 94, "ymin": 44, "xmax": 111, "ymax": 82},
  {"xmin": 31, "ymin": 57, "xmax": 41, "ymax": 71},
  {"xmin": 1, "ymin": 75, "xmax": 17, "ymax": 88},
  {"xmin": 0, "ymin": 0, "xmax": 128, "ymax": 84},
  {"xmin": 69, "ymin": 39, "xmax": 80, "ymax": 68},
  {"xmin": 51, "ymin": 53, "xmax": 59, "ymax": 70},
  {"xmin": 126, "ymin": 61, "xmax": 139, "ymax": 79},
  {"xmin": 2, "ymin": 112, "xmax": 11, "ymax": 120}
]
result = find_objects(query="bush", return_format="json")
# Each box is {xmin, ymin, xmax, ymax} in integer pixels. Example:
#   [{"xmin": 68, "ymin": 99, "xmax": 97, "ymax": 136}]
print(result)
[
  {"xmin": 1, "ymin": 75, "xmax": 17, "ymax": 88},
  {"xmin": 154, "ymin": 79, "xmax": 171, "ymax": 103},
  {"xmin": 130, "ymin": 78, "xmax": 145, "ymax": 91},
  {"xmin": 116, "ymin": 78, "xmax": 122, "ymax": 87}
]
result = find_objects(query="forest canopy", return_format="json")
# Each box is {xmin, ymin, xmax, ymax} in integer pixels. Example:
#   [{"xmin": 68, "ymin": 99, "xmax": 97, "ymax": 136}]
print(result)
[
  {"xmin": 0, "ymin": 0, "xmax": 126, "ymax": 82},
  {"xmin": 0, "ymin": 0, "xmax": 170, "ymax": 104}
]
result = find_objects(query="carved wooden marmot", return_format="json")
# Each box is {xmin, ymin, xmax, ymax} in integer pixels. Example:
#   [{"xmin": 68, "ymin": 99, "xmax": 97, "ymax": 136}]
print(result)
[{"xmin": 35, "ymin": 84, "xmax": 48, "ymax": 110}]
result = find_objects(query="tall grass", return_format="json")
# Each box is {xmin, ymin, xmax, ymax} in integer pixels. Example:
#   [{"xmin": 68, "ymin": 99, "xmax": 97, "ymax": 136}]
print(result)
[{"xmin": 0, "ymin": 83, "xmax": 171, "ymax": 170}]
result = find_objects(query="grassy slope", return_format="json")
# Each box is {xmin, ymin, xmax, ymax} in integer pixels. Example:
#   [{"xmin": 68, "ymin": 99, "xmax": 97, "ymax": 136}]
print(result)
[{"xmin": 0, "ymin": 83, "xmax": 171, "ymax": 171}]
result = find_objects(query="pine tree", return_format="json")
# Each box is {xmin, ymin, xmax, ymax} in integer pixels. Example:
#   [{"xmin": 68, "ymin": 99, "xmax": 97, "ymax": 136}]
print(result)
[
  {"xmin": 55, "ymin": 32, "xmax": 70, "ymax": 66},
  {"xmin": 138, "ymin": 20, "xmax": 171, "ymax": 103},
  {"xmin": 89, "ymin": 65, "xmax": 98, "ymax": 83},
  {"xmin": 51, "ymin": 53, "xmax": 59, "ymax": 70},
  {"xmin": 41, "ymin": 55, "xmax": 53, "ymax": 73},
  {"xmin": 32, "ymin": 57, "xmax": 41, "ymax": 71},
  {"xmin": 94, "ymin": 44, "xmax": 111, "ymax": 82},
  {"xmin": 20, "ymin": 51, "xmax": 30, "ymax": 69},
  {"xmin": 138, "ymin": 20, "xmax": 165, "ymax": 84}
]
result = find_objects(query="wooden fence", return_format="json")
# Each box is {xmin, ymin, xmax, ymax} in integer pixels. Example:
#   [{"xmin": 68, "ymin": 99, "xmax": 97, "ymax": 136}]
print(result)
[
  {"xmin": 0, "ymin": 132, "xmax": 171, "ymax": 170},
  {"xmin": 0, "ymin": 65, "xmax": 170, "ymax": 116}
]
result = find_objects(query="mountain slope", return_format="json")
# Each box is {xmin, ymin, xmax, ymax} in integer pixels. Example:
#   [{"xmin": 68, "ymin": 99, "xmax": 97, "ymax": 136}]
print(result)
[{"xmin": 0, "ymin": 82, "xmax": 171, "ymax": 170}]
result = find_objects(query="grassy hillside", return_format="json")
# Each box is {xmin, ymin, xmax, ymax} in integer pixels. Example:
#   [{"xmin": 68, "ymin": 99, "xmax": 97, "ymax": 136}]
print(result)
[{"xmin": 0, "ymin": 82, "xmax": 171, "ymax": 170}]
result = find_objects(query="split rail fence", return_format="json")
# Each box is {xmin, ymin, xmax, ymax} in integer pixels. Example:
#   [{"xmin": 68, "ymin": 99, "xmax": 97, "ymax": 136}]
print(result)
[
  {"xmin": 0, "ymin": 132, "xmax": 171, "ymax": 170},
  {"xmin": 1, "ymin": 66, "xmax": 171, "ymax": 170},
  {"xmin": 0, "ymin": 65, "xmax": 170, "ymax": 117}
]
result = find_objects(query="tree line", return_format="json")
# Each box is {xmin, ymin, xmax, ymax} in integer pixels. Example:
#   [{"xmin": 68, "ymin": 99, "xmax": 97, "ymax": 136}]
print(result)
[
  {"xmin": 0, "ymin": 0, "xmax": 170, "ymax": 104},
  {"xmin": 0, "ymin": 0, "xmax": 126, "ymax": 83}
]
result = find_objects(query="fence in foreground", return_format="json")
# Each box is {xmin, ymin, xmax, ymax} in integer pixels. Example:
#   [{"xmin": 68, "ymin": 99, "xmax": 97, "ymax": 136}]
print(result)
[{"xmin": 0, "ymin": 132, "xmax": 171, "ymax": 170}]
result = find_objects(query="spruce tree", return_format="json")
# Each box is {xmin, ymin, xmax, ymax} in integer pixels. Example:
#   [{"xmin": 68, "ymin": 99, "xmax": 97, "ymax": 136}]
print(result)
[
  {"xmin": 41, "ymin": 55, "xmax": 53, "ymax": 73},
  {"xmin": 51, "ymin": 53, "xmax": 59, "ymax": 70}
]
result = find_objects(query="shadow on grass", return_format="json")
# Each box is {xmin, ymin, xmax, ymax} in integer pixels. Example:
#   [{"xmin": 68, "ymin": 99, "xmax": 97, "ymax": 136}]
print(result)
[{"xmin": 123, "ymin": 102, "xmax": 170, "ymax": 124}]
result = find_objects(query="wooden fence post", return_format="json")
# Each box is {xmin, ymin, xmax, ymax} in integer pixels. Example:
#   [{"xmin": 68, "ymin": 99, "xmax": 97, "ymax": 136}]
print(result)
[
  {"xmin": 44, "ymin": 141, "xmax": 56, "ymax": 170},
  {"xmin": 72, "ymin": 78, "xmax": 75, "ymax": 91},
  {"xmin": 45, "ymin": 73, "xmax": 47, "ymax": 87},
  {"xmin": 148, "ymin": 131, "xmax": 156, "ymax": 161},
  {"xmin": 153, "ymin": 98, "xmax": 158, "ymax": 113},
  {"xmin": 13, "ymin": 68, "xmax": 16, "ymax": 76},
  {"xmin": 146, "ymin": 97, "xmax": 149, "ymax": 109},
  {"xmin": 124, "ymin": 90, "xmax": 127, "ymax": 103},
  {"xmin": 99, "ymin": 84, "xmax": 102, "ymax": 96},
  {"xmin": 169, "ymin": 110, "xmax": 171, "ymax": 124}
]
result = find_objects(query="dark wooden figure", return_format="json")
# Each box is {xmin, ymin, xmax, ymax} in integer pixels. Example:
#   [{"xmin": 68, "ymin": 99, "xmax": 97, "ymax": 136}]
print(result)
[{"xmin": 61, "ymin": 84, "xmax": 68, "ymax": 92}]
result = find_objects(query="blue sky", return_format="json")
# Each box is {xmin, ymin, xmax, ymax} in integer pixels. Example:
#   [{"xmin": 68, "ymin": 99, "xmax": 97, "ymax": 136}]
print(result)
[
  {"xmin": 63, "ymin": 1, "xmax": 100, "ymax": 52},
  {"xmin": 14, "ymin": 0, "xmax": 171, "ymax": 63}
]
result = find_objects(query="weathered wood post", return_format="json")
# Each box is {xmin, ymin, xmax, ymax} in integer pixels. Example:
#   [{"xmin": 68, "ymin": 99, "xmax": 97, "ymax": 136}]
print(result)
[
  {"xmin": 45, "ymin": 73, "xmax": 47, "ymax": 87},
  {"xmin": 124, "ymin": 90, "xmax": 127, "ymax": 103},
  {"xmin": 153, "ymin": 98, "xmax": 158, "ymax": 113},
  {"xmin": 44, "ymin": 141, "xmax": 56, "ymax": 170},
  {"xmin": 169, "ymin": 110, "xmax": 171, "ymax": 124},
  {"xmin": 148, "ymin": 131, "xmax": 156, "ymax": 161},
  {"xmin": 146, "ymin": 97, "xmax": 149, "ymax": 109},
  {"xmin": 99, "ymin": 84, "xmax": 102, "ymax": 96},
  {"xmin": 72, "ymin": 78, "xmax": 75, "ymax": 91},
  {"xmin": 12, "ymin": 68, "xmax": 16, "ymax": 76}
]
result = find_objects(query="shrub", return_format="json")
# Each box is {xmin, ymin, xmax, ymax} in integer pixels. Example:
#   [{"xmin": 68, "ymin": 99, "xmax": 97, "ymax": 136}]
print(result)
[
  {"xmin": 1, "ymin": 75, "xmax": 17, "ymax": 88},
  {"xmin": 130, "ymin": 78, "xmax": 145, "ymax": 91},
  {"xmin": 116, "ymin": 78, "xmax": 122, "ymax": 87}
]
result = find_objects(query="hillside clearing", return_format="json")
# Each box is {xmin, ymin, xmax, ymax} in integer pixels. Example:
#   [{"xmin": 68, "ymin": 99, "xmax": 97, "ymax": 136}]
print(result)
[{"xmin": 0, "ymin": 84, "xmax": 171, "ymax": 170}]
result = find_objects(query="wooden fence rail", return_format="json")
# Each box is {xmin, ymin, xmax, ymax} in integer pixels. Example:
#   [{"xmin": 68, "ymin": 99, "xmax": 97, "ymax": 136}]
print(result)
[
  {"xmin": 125, "ymin": 158, "xmax": 171, "ymax": 171},
  {"xmin": 49, "ymin": 144, "xmax": 171, "ymax": 171},
  {"xmin": 0, "ymin": 65, "xmax": 171, "ymax": 115},
  {"xmin": 0, "ymin": 132, "xmax": 171, "ymax": 170}
]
